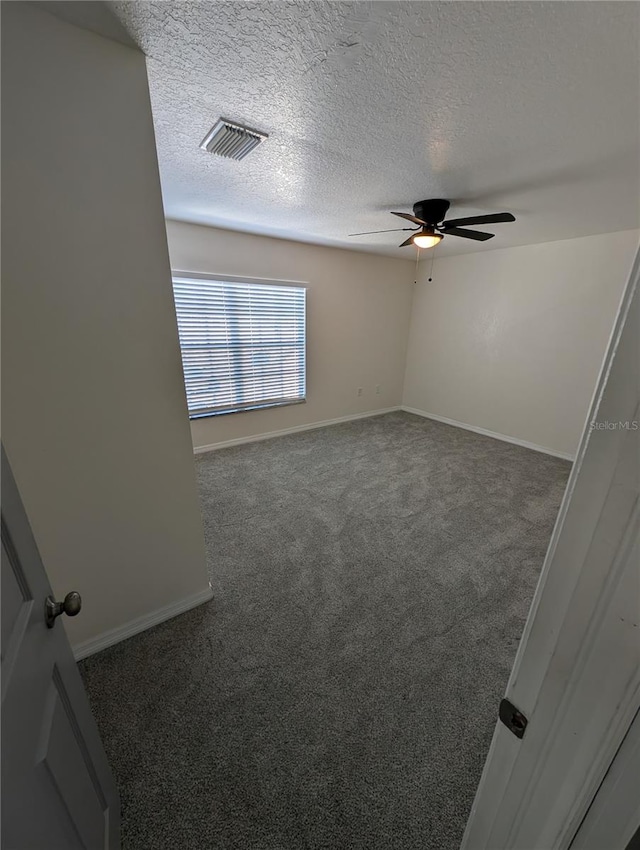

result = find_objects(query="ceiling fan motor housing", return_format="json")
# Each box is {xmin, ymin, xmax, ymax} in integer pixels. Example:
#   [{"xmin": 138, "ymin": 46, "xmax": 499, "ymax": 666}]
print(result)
[{"xmin": 413, "ymin": 199, "xmax": 450, "ymax": 225}]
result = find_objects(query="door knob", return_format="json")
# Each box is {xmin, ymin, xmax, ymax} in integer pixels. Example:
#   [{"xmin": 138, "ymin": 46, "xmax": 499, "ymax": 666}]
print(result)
[{"xmin": 45, "ymin": 591, "xmax": 82, "ymax": 628}]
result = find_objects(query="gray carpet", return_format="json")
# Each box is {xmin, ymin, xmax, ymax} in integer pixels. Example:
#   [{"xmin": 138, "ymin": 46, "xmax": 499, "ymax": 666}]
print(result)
[{"xmin": 80, "ymin": 411, "xmax": 570, "ymax": 850}]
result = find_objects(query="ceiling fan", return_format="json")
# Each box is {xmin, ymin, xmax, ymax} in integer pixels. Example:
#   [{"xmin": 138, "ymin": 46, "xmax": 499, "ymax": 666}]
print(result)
[{"xmin": 349, "ymin": 199, "xmax": 516, "ymax": 248}]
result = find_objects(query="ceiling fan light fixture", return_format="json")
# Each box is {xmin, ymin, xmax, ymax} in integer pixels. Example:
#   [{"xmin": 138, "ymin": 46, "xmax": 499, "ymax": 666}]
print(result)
[
  {"xmin": 350, "ymin": 200, "xmax": 515, "ymax": 248},
  {"xmin": 413, "ymin": 231, "xmax": 443, "ymax": 249}
]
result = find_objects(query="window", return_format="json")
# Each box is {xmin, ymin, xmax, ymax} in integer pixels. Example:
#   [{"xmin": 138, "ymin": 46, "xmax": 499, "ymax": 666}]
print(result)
[{"xmin": 172, "ymin": 274, "xmax": 306, "ymax": 418}]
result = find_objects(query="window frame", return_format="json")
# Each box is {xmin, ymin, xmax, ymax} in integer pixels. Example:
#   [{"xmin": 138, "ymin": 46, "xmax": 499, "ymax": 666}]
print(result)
[{"xmin": 171, "ymin": 270, "xmax": 308, "ymax": 420}]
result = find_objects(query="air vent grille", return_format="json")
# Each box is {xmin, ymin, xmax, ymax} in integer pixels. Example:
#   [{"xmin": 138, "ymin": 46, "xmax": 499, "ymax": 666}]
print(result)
[{"xmin": 199, "ymin": 119, "xmax": 268, "ymax": 161}]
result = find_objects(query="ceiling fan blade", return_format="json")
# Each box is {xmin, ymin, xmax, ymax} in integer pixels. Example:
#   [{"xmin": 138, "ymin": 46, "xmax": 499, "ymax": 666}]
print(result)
[
  {"xmin": 444, "ymin": 227, "xmax": 495, "ymax": 241},
  {"xmin": 442, "ymin": 212, "xmax": 515, "ymax": 229},
  {"xmin": 391, "ymin": 211, "xmax": 428, "ymax": 226},
  {"xmin": 348, "ymin": 227, "xmax": 418, "ymax": 236},
  {"xmin": 399, "ymin": 235, "xmax": 416, "ymax": 248}
]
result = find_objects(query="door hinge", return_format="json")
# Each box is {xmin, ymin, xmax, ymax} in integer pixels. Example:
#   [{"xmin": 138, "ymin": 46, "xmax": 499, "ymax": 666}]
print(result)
[{"xmin": 499, "ymin": 698, "xmax": 528, "ymax": 739}]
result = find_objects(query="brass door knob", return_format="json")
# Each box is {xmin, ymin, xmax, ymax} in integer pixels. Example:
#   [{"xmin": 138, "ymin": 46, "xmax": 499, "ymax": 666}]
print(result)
[{"xmin": 45, "ymin": 591, "xmax": 82, "ymax": 628}]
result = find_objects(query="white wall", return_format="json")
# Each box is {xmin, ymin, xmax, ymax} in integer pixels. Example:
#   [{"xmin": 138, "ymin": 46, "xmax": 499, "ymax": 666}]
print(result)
[
  {"xmin": 165, "ymin": 220, "xmax": 415, "ymax": 449},
  {"xmin": 1, "ymin": 3, "xmax": 209, "ymax": 650},
  {"xmin": 403, "ymin": 230, "xmax": 639, "ymax": 458}
]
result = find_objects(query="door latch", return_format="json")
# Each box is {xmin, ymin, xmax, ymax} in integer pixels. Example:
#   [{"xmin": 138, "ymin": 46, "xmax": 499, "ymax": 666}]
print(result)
[{"xmin": 499, "ymin": 698, "xmax": 528, "ymax": 739}]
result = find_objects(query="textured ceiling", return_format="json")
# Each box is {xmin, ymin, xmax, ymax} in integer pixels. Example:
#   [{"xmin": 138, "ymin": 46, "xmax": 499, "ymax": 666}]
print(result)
[{"xmin": 111, "ymin": 1, "xmax": 640, "ymax": 258}]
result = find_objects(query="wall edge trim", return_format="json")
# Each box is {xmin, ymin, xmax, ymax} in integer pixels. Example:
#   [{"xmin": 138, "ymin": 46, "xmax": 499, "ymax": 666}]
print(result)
[
  {"xmin": 72, "ymin": 585, "xmax": 214, "ymax": 661},
  {"xmin": 193, "ymin": 407, "xmax": 402, "ymax": 453},
  {"xmin": 401, "ymin": 406, "xmax": 575, "ymax": 461}
]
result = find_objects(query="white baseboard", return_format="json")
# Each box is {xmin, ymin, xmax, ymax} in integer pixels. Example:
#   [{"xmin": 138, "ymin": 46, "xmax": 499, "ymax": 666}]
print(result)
[
  {"xmin": 193, "ymin": 407, "xmax": 402, "ymax": 454},
  {"xmin": 401, "ymin": 406, "xmax": 575, "ymax": 461},
  {"xmin": 73, "ymin": 585, "xmax": 214, "ymax": 661}
]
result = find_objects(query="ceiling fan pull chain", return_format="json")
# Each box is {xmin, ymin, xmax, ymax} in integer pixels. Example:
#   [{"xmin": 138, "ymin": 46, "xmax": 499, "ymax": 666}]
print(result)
[
  {"xmin": 414, "ymin": 247, "xmax": 420, "ymax": 284},
  {"xmin": 428, "ymin": 242, "xmax": 438, "ymax": 282}
]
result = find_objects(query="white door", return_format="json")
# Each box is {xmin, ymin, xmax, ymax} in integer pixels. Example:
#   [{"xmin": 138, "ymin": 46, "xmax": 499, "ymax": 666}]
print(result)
[
  {"xmin": 1, "ymin": 446, "xmax": 120, "ymax": 849},
  {"xmin": 462, "ymin": 248, "xmax": 640, "ymax": 850}
]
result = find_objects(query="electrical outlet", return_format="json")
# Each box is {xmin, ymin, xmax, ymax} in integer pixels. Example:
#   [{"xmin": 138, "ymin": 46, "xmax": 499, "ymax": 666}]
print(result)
[
  {"xmin": 375, "ymin": 384, "xmax": 381, "ymax": 395},
  {"xmin": 357, "ymin": 387, "xmax": 363, "ymax": 397}
]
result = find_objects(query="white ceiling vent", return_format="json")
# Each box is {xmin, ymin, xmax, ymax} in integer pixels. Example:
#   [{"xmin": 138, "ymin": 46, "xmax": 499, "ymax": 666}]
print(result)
[{"xmin": 199, "ymin": 119, "xmax": 268, "ymax": 161}]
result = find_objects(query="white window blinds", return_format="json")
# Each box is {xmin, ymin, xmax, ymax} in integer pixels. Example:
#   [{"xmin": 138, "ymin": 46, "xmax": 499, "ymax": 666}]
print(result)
[{"xmin": 172, "ymin": 276, "xmax": 306, "ymax": 418}]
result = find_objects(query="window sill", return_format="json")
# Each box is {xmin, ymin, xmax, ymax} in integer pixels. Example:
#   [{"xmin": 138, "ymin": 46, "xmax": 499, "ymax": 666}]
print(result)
[{"xmin": 189, "ymin": 398, "xmax": 306, "ymax": 420}]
